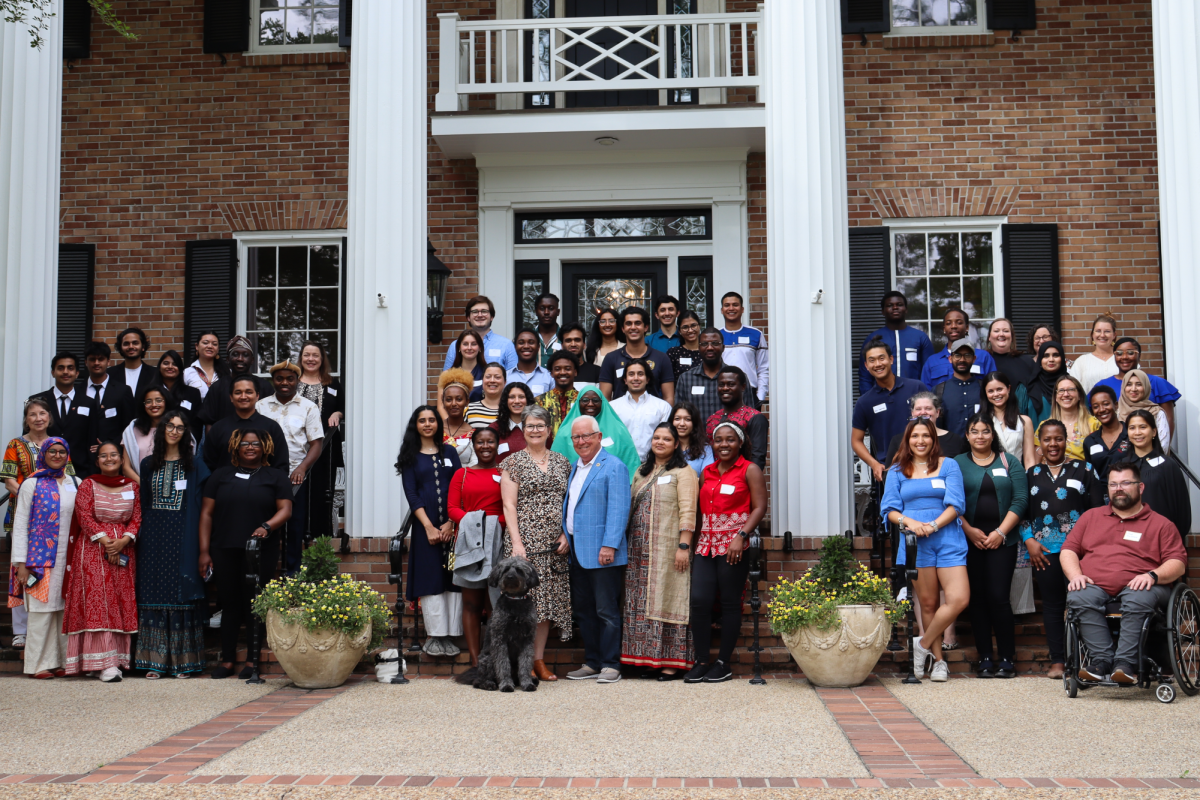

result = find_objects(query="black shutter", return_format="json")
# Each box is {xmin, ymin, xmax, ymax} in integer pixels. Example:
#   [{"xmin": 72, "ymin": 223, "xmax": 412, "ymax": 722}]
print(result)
[
  {"xmin": 841, "ymin": 0, "xmax": 891, "ymax": 34},
  {"xmin": 62, "ymin": 0, "xmax": 91, "ymax": 60},
  {"xmin": 338, "ymin": 0, "xmax": 351, "ymax": 47},
  {"xmin": 987, "ymin": 0, "xmax": 1037, "ymax": 31},
  {"xmin": 849, "ymin": 227, "xmax": 891, "ymax": 402},
  {"xmin": 203, "ymin": 0, "xmax": 250, "ymax": 55},
  {"xmin": 57, "ymin": 244, "xmax": 95, "ymax": 362},
  {"xmin": 185, "ymin": 240, "xmax": 239, "ymax": 360},
  {"xmin": 1001, "ymin": 224, "xmax": 1060, "ymax": 349}
]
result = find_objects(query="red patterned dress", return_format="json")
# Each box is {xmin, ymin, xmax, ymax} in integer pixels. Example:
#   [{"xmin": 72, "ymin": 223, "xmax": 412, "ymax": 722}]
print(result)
[
  {"xmin": 696, "ymin": 457, "xmax": 752, "ymax": 557},
  {"xmin": 62, "ymin": 479, "xmax": 141, "ymax": 674}
]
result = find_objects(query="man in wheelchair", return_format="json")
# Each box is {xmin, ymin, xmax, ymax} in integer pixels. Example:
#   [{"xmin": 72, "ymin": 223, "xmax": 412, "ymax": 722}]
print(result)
[{"xmin": 1061, "ymin": 462, "xmax": 1188, "ymax": 685}]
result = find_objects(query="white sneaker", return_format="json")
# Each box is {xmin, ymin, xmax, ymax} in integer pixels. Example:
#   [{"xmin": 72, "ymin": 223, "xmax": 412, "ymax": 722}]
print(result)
[
  {"xmin": 911, "ymin": 637, "xmax": 933, "ymax": 678},
  {"xmin": 12, "ymin": 634, "xmax": 26, "ymax": 649},
  {"xmin": 208, "ymin": 611, "xmax": 222, "ymax": 629},
  {"xmin": 930, "ymin": 660, "xmax": 950, "ymax": 682},
  {"xmin": 439, "ymin": 637, "xmax": 461, "ymax": 657},
  {"xmin": 99, "ymin": 667, "xmax": 123, "ymax": 683}
]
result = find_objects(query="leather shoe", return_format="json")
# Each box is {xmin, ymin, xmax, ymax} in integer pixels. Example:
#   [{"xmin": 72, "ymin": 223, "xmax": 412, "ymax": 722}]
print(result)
[
  {"xmin": 532, "ymin": 659, "xmax": 557, "ymax": 681},
  {"xmin": 976, "ymin": 658, "xmax": 995, "ymax": 678},
  {"xmin": 995, "ymin": 660, "xmax": 1016, "ymax": 679},
  {"xmin": 1046, "ymin": 663, "xmax": 1064, "ymax": 680},
  {"xmin": 657, "ymin": 669, "xmax": 683, "ymax": 682}
]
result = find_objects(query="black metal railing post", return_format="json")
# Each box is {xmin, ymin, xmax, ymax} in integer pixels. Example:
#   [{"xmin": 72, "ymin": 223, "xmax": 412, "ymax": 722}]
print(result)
[
  {"xmin": 243, "ymin": 537, "xmax": 266, "ymax": 685},
  {"xmin": 901, "ymin": 531, "xmax": 921, "ymax": 684},
  {"xmin": 886, "ymin": 520, "xmax": 904, "ymax": 651},
  {"xmin": 385, "ymin": 526, "xmax": 410, "ymax": 684},
  {"xmin": 747, "ymin": 528, "xmax": 766, "ymax": 685}
]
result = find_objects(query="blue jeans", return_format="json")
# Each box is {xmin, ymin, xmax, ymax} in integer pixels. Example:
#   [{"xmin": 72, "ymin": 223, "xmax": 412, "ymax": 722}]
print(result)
[
  {"xmin": 284, "ymin": 479, "xmax": 307, "ymax": 574},
  {"xmin": 569, "ymin": 546, "xmax": 624, "ymax": 671}
]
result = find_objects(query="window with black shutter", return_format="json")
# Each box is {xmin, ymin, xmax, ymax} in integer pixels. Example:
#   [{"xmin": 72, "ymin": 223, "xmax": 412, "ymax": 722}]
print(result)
[
  {"xmin": 57, "ymin": 244, "xmax": 95, "ymax": 363},
  {"xmin": 338, "ymin": 0, "xmax": 352, "ymax": 47},
  {"xmin": 1001, "ymin": 223, "xmax": 1059, "ymax": 349},
  {"xmin": 842, "ymin": 0, "xmax": 890, "ymax": 35},
  {"xmin": 62, "ymin": 0, "xmax": 91, "ymax": 61},
  {"xmin": 987, "ymin": 0, "xmax": 1037, "ymax": 32},
  {"xmin": 185, "ymin": 240, "xmax": 239, "ymax": 361},
  {"xmin": 204, "ymin": 0, "xmax": 250, "ymax": 55},
  {"xmin": 849, "ymin": 227, "xmax": 891, "ymax": 402}
]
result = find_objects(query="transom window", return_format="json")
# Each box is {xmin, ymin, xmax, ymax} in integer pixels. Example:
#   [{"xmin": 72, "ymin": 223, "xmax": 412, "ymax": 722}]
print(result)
[
  {"xmin": 890, "ymin": 223, "xmax": 1003, "ymax": 349},
  {"xmin": 252, "ymin": 0, "xmax": 342, "ymax": 52},
  {"xmin": 516, "ymin": 210, "xmax": 712, "ymax": 243},
  {"xmin": 246, "ymin": 243, "xmax": 343, "ymax": 374},
  {"xmin": 891, "ymin": 0, "xmax": 987, "ymax": 33}
]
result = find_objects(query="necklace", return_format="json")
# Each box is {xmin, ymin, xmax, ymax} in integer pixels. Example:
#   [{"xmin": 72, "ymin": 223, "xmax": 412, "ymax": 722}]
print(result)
[
  {"xmin": 527, "ymin": 448, "xmax": 549, "ymax": 466},
  {"xmin": 971, "ymin": 451, "xmax": 994, "ymax": 466},
  {"xmin": 238, "ymin": 466, "xmax": 262, "ymax": 477},
  {"xmin": 446, "ymin": 419, "xmax": 468, "ymax": 439}
]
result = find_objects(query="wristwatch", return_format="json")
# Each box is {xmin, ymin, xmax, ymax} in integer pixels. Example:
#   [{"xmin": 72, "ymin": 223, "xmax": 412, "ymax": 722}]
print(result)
[
  {"xmin": 678, "ymin": 542, "xmax": 690, "ymax": 551},
  {"xmin": 1148, "ymin": 570, "xmax": 1159, "ymax": 585},
  {"xmin": 738, "ymin": 530, "xmax": 751, "ymax": 541},
  {"xmin": 930, "ymin": 520, "xmax": 940, "ymax": 533},
  {"xmin": 260, "ymin": 521, "xmax": 272, "ymax": 535}
]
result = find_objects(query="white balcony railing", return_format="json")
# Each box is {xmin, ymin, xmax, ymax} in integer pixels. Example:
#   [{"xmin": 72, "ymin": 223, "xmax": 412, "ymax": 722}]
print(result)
[{"xmin": 435, "ymin": 11, "xmax": 761, "ymax": 113}]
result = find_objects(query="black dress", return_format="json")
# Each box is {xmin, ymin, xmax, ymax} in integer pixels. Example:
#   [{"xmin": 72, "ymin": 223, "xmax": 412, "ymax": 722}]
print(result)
[
  {"xmin": 1129, "ymin": 448, "xmax": 1191, "ymax": 540},
  {"xmin": 1082, "ymin": 426, "xmax": 1129, "ymax": 482},
  {"xmin": 202, "ymin": 412, "xmax": 290, "ymax": 473},
  {"xmin": 667, "ymin": 345, "xmax": 701, "ymax": 381},
  {"xmin": 297, "ymin": 379, "xmax": 344, "ymax": 538},
  {"xmin": 400, "ymin": 445, "xmax": 462, "ymax": 600}
]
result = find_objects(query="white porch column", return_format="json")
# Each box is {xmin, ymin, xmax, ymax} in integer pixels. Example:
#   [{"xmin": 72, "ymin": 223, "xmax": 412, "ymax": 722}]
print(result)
[
  {"xmin": 1153, "ymin": 0, "xmax": 1200, "ymax": 529},
  {"xmin": 763, "ymin": 0, "xmax": 852, "ymax": 536},
  {"xmin": 345, "ymin": 0, "xmax": 427, "ymax": 537},
  {"xmin": 0, "ymin": 7, "xmax": 63, "ymax": 444}
]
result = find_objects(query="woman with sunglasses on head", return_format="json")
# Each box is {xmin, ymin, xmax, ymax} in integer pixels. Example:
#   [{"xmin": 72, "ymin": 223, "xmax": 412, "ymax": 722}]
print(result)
[
  {"xmin": 667, "ymin": 311, "xmax": 704, "ymax": 381},
  {"xmin": 492, "ymin": 382, "xmax": 535, "ymax": 465},
  {"xmin": 880, "ymin": 417, "xmax": 968, "ymax": 682},
  {"xmin": 199, "ymin": 429, "xmax": 293, "ymax": 679},
  {"xmin": 10, "ymin": 438, "xmax": 78, "ymax": 677},
  {"xmin": 62, "ymin": 441, "xmax": 140, "ymax": 682},
  {"xmin": 122, "ymin": 385, "xmax": 175, "ymax": 482},
  {"xmin": 154, "ymin": 350, "xmax": 203, "ymax": 434},
  {"xmin": 685, "ymin": 420, "xmax": 766, "ymax": 683},
  {"xmin": 1123, "ymin": 410, "xmax": 1190, "ymax": 541},
  {"xmin": 134, "ymin": 411, "xmax": 211, "ymax": 679}
]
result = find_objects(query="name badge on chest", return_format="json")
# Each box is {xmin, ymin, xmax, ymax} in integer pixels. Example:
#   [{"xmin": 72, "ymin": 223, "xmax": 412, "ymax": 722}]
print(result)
[
  {"xmin": 872, "ymin": 403, "xmax": 887, "ymax": 414},
  {"xmin": 1124, "ymin": 530, "xmax": 1143, "ymax": 542},
  {"xmin": 931, "ymin": 479, "xmax": 946, "ymax": 489},
  {"xmin": 719, "ymin": 484, "xmax": 735, "ymax": 495},
  {"xmin": 657, "ymin": 475, "xmax": 672, "ymax": 485},
  {"xmin": 679, "ymin": 357, "xmax": 692, "ymax": 366}
]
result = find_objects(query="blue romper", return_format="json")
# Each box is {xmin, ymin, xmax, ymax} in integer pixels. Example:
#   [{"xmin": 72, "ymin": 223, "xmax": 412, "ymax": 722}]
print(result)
[{"xmin": 881, "ymin": 458, "xmax": 968, "ymax": 568}]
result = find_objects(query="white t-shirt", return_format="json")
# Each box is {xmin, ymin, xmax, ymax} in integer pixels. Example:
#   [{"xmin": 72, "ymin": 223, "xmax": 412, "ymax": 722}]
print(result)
[
  {"xmin": 124, "ymin": 364, "xmax": 144, "ymax": 392},
  {"xmin": 565, "ymin": 456, "xmax": 597, "ymax": 537}
]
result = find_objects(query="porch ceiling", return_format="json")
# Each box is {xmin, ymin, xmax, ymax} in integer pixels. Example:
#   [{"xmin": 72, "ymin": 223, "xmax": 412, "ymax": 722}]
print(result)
[{"xmin": 431, "ymin": 104, "xmax": 765, "ymax": 159}]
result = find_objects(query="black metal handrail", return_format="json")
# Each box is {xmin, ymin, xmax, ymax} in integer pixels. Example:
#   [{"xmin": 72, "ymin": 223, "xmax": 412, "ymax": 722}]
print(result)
[
  {"xmin": 384, "ymin": 511, "xmax": 412, "ymax": 684},
  {"xmin": 746, "ymin": 527, "xmax": 767, "ymax": 685},
  {"xmin": 243, "ymin": 537, "xmax": 266, "ymax": 685},
  {"xmin": 1168, "ymin": 450, "xmax": 1200, "ymax": 493}
]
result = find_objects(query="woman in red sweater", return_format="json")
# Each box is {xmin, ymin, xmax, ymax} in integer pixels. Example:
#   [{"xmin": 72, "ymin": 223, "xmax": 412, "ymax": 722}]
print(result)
[{"xmin": 447, "ymin": 426, "xmax": 506, "ymax": 668}]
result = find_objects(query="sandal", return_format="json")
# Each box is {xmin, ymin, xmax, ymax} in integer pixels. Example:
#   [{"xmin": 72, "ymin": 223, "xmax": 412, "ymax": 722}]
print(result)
[
  {"xmin": 941, "ymin": 640, "xmax": 959, "ymax": 651},
  {"xmin": 32, "ymin": 671, "xmax": 55, "ymax": 680},
  {"xmin": 145, "ymin": 671, "xmax": 162, "ymax": 680}
]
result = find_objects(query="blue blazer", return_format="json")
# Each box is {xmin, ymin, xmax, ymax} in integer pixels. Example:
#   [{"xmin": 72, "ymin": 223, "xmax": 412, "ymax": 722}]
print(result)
[{"xmin": 561, "ymin": 448, "xmax": 631, "ymax": 569}]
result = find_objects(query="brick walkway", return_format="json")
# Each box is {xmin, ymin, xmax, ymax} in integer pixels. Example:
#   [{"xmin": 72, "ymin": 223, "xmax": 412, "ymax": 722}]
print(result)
[{"xmin": 1, "ymin": 674, "xmax": 1198, "ymax": 791}]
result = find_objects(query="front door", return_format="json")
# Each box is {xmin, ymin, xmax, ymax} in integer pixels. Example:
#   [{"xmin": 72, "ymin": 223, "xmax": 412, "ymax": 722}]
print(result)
[
  {"xmin": 562, "ymin": 261, "xmax": 668, "ymax": 331},
  {"xmin": 564, "ymin": 0, "xmax": 659, "ymax": 108}
]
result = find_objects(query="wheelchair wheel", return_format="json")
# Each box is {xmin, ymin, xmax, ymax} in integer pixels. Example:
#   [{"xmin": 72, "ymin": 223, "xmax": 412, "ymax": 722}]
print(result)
[
  {"xmin": 1156, "ymin": 684, "xmax": 1176, "ymax": 704},
  {"xmin": 1064, "ymin": 618, "xmax": 1083, "ymax": 697},
  {"xmin": 1168, "ymin": 585, "xmax": 1200, "ymax": 696}
]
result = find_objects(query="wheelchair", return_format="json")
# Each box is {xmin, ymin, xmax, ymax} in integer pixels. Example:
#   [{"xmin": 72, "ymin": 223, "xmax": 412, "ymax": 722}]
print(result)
[{"xmin": 1063, "ymin": 582, "xmax": 1200, "ymax": 703}]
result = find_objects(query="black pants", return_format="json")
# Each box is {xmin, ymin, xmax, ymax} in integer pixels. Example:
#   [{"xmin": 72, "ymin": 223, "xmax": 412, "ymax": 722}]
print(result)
[
  {"xmin": 306, "ymin": 439, "xmax": 339, "ymax": 540},
  {"xmin": 1033, "ymin": 551, "xmax": 1068, "ymax": 663},
  {"xmin": 965, "ymin": 543, "xmax": 1017, "ymax": 662},
  {"xmin": 211, "ymin": 536, "xmax": 280, "ymax": 663},
  {"xmin": 690, "ymin": 553, "xmax": 750, "ymax": 665}
]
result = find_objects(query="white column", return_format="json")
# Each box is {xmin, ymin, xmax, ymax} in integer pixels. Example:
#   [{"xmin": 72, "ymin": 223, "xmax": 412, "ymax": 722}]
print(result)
[
  {"xmin": 478, "ymin": 202, "xmax": 515, "ymax": 339},
  {"xmin": 712, "ymin": 198, "xmax": 748, "ymax": 306},
  {"xmin": 1153, "ymin": 0, "xmax": 1200, "ymax": 528},
  {"xmin": 0, "ymin": 6, "xmax": 63, "ymax": 446},
  {"xmin": 345, "ymin": 0, "xmax": 427, "ymax": 538},
  {"xmin": 763, "ymin": 0, "xmax": 852, "ymax": 537}
]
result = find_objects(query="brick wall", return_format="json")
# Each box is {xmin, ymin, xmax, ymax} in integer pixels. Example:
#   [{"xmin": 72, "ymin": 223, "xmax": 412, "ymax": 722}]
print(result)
[{"xmin": 843, "ymin": 1, "xmax": 1162, "ymax": 369}]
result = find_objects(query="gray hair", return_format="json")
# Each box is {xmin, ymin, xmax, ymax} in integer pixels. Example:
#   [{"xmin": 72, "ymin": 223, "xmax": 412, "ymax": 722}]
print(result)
[
  {"xmin": 909, "ymin": 391, "xmax": 942, "ymax": 412},
  {"xmin": 522, "ymin": 405, "xmax": 553, "ymax": 428},
  {"xmin": 571, "ymin": 415, "xmax": 600, "ymax": 435}
]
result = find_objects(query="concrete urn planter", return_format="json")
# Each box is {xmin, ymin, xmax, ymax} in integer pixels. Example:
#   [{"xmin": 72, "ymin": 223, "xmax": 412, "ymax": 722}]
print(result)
[
  {"xmin": 781, "ymin": 604, "xmax": 892, "ymax": 688},
  {"xmin": 266, "ymin": 609, "xmax": 371, "ymax": 689}
]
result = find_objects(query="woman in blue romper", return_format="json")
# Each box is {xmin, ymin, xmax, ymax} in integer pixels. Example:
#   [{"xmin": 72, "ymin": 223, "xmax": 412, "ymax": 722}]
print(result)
[{"xmin": 881, "ymin": 417, "xmax": 969, "ymax": 682}]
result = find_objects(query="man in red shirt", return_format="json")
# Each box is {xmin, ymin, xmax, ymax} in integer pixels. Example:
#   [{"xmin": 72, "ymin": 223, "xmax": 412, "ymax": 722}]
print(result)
[{"xmin": 1061, "ymin": 462, "xmax": 1188, "ymax": 684}]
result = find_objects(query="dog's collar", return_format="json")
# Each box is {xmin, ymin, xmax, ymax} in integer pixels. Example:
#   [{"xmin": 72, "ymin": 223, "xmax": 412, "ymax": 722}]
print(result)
[{"xmin": 503, "ymin": 591, "xmax": 531, "ymax": 601}]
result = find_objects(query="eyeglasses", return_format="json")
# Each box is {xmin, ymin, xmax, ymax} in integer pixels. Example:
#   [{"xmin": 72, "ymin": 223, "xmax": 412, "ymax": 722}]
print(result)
[
  {"xmin": 571, "ymin": 432, "xmax": 601, "ymax": 443},
  {"xmin": 907, "ymin": 415, "xmax": 933, "ymax": 422},
  {"xmin": 164, "ymin": 423, "xmax": 187, "ymax": 433},
  {"xmin": 145, "ymin": 398, "xmax": 165, "ymax": 406},
  {"xmin": 1115, "ymin": 349, "xmax": 1139, "ymax": 357},
  {"xmin": 525, "ymin": 424, "xmax": 547, "ymax": 432},
  {"xmin": 1056, "ymin": 389, "xmax": 1077, "ymax": 396},
  {"xmin": 238, "ymin": 441, "xmax": 263, "ymax": 449},
  {"xmin": 470, "ymin": 309, "xmax": 491, "ymax": 317},
  {"xmin": 1108, "ymin": 481, "xmax": 1138, "ymax": 490}
]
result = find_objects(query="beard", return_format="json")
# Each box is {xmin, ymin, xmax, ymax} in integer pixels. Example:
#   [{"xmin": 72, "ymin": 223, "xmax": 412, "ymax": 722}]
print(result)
[{"xmin": 1110, "ymin": 490, "xmax": 1140, "ymax": 510}]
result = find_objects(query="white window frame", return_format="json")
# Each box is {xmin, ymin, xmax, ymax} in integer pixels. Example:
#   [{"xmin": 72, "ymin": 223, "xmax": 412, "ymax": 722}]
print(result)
[
  {"xmin": 233, "ymin": 229, "xmax": 347, "ymax": 376},
  {"xmin": 883, "ymin": 216, "xmax": 1006, "ymax": 347},
  {"xmin": 246, "ymin": 0, "xmax": 344, "ymax": 55},
  {"xmin": 887, "ymin": 0, "xmax": 990, "ymax": 36}
]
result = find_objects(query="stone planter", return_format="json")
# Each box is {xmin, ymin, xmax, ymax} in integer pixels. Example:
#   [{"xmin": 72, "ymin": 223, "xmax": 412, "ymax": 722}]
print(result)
[
  {"xmin": 265, "ymin": 609, "xmax": 371, "ymax": 689},
  {"xmin": 780, "ymin": 604, "xmax": 891, "ymax": 688}
]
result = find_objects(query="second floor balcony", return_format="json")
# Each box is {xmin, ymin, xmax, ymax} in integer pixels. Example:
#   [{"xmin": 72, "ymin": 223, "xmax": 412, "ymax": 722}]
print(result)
[{"xmin": 431, "ymin": 8, "xmax": 765, "ymax": 159}]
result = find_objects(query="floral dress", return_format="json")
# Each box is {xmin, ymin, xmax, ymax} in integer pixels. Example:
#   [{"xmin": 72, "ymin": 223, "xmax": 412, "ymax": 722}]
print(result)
[
  {"xmin": 503, "ymin": 449, "xmax": 573, "ymax": 639},
  {"xmin": 1020, "ymin": 460, "xmax": 1103, "ymax": 553}
]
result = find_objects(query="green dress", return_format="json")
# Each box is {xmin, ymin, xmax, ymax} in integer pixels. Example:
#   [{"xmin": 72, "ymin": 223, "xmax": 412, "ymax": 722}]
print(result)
[{"xmin": 550, "ymin": 389, "xmax": 642, "ymax": 478}]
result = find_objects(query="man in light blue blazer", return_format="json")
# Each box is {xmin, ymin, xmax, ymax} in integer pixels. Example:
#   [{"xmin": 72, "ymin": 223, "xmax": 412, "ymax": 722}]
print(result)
[{"xmin": 561, "ymin": 415, "xmax": 631, "ymax": 683}]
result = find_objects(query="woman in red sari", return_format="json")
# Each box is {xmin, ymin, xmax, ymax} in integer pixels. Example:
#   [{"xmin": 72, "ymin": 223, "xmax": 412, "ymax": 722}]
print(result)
[{"xmin": 62, "ymin": 442, "xmax": 140, "ymax": 681}]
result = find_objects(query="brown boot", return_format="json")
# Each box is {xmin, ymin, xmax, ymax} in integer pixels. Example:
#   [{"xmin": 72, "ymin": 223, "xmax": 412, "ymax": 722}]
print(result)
[
  {"xmin": 532, "ymin": 659, "xmax": 557, "ymax": 681},
  {"xmin": 1046, "ymin": 663, "xmax": 1064, "ymax": 680}
]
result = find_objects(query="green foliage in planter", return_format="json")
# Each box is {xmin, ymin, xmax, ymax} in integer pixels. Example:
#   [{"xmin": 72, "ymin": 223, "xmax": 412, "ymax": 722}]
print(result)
[
  {"xmin": 252, "ymin": 538, "xmax": 392, "ymax": 651},
  {"xmin": 767, "ymin": 537, "xmax": 909, "ymax": 635}
]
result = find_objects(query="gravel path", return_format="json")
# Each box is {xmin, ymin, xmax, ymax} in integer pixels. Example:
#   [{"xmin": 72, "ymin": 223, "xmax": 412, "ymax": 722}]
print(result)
[
  {"xmin": 198, "ymin": 678, "xmax": 867, "ymax": 778},
  {"xmin": 0, "ymin": 675, "xmax": 285, "ymax": 774},
  {"xmin": 885, "ymin": 676, "xmax": 1200, "ymax": 778}
]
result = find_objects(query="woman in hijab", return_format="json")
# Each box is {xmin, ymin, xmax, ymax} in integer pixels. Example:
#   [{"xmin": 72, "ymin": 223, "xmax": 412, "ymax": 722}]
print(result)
[
  {"xmin": 1023, "ymin": 341, "xmax": 1067, "ymax": 428},
  {"xmin": 1118, "ymin": 369, "xmax": 1171, "ymax": 452},
  {"xmin": 551, "ymin": 388, "xmax": 641, "ymax": 478},
  {"xmin": 9, "ymin": 438, "xmax": 78, "ymax": 678}
]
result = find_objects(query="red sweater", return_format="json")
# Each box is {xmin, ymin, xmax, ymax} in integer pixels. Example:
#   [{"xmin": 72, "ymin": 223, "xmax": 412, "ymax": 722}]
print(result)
[{"xmin": 447, "ymin": 466, "xmax": 505, "ymax": 528}]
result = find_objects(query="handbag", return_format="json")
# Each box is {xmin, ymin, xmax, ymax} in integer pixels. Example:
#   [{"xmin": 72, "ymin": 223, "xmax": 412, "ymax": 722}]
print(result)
[{"xmin": 444, "ymin": 470, "xmax": 470, "ymax": 572}]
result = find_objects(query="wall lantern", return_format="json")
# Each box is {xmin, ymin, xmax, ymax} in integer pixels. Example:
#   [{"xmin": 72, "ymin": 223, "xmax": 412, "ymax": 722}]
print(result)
[{"xmin": 427, "ymin": 238, "xmax": 452, "ymax": 343}]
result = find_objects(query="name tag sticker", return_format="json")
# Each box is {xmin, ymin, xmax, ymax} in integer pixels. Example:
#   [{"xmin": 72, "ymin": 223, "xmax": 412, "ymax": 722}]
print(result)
[
  {"xmin": 121, "ymin": 491, "xmax": 135, "ymax": 500},
  {"xmin": 444, "ymin": 458, "xmax": 453, "ymax": 467},
  {"xmin": 974, "ymin": 404, "xmax": 980, "ymax": 412},
  {"xmin": 290, "ymin": 417, "xmax": 304, "ymax": 428},
  {"xmin": 872, "ymin": 403, "xmax": 887, "ymax": 414},
  {"xmin": 970, "ymin": 365, "xmax": 981, "ymax": 374},
  {"xmin": 1090, "ymin": 444, "xmax": 1104, "ymax": 455},
  {"xmin": 488, "ymin": 349, "xmax": 502, "ymax": 358},
  {"xmin": 1067, "ymin": 479, "xmax": 1083, "ymax": 492},
  {"xmin": 105, "ymin": 408, "xmax": 118, "ymax": 418},
  {"xmin": 457, "ymin": 438, "xmax": 471, "ymax": 446},
  {"xmin": 680, "ymin": 357, "xmax": 693, "ymax": 366},
  {"xmin": 1124, "ymin": 530, "xmax": 1143, "ymax": 542},
  {"xmin": 62, "ymin": 482, "xmax": 76, "ymax": 493},
  {"xmin": 551, "ymin": 342, "xmax": 562, "ymax": 351},
  {"xmin": 738, "ymin": 336, "xmax": 750, "ymax": 345},
  {"xmin": 931, "ymin": 479, "xmax": 946, "ymax": 489},
  {"xmin": 181, "ymin": 400, "xmax": 192, "ymax": 410},
  {"xmin": 691, "ymin": 385, "xmax": 705, "ymax": 395},
  {"xmin": 1149, "ymin": 456, "xmax": 1165, "ymax": 467},
  {"xmin": 616, "ymin": 368, "xmax": 624, "ymax": 378},
  {"xmin": 175, "ymin": 480, "xmax": 188, "ymax": 490},
  {"xmin": 992, "ymin": 468, "xmax": 1007, "ymax": 477},
  {"xmin": 76, "ymin": 406, "xmax": 90, "ymax": 416},
  {"xmin": 493, "ymin": 474, "xmax": 502, "ymax": 483},
  {"xmin": 235, "ymin": 472, "xmax": 251, "ymax": 480},
  {"xmin": 720, "ymin": 484, "xmax": 736, "ymax": 495},
  {"xmin": 906, "ymin": 352, "xmax": 918, "ymax": 361},
  {"xmin": 327, "ymin": 388, "xmax": 337, "ymax": 396},
  {"xmin": 601, "ymin": 437, "xmax": 614, "ymax": 447},
  {"xmin": 657, "ymin": 475, "xmax": 672, "ymax": 485},
  {"xmin": 497, "ymin": 443, "xmax": 510, "ymax": 454}
]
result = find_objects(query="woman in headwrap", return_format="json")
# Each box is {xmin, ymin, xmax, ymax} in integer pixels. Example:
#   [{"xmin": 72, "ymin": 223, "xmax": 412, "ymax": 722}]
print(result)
[
  {"xmin": 9, "ymin": 438, "xmax": 78, "ymax": 678},
  {"xmin": 439, "ymin": 368, "xmax": 477, "ymax": 468},
  {"xmin": 550, "ymin": 388, "xmax": 640, "ymax": 478},
  {"xmin": 1022, "ymin": 341, "xmax": 1068, "ymax": 428},
  {"xmin": 1118, "ymin": 368, "xmax": 1170, "ymax": 452}
]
